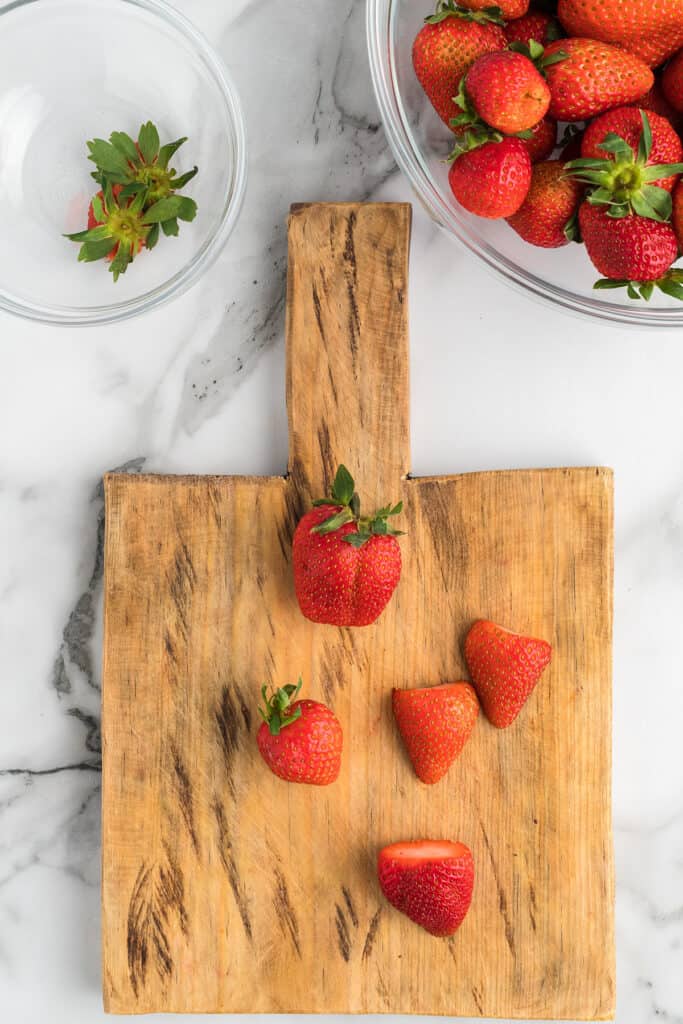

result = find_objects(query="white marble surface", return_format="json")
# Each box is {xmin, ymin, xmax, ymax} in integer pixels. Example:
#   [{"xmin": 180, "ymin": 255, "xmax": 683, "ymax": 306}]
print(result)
[{"xmin": 1, "ymin": 1, "xmax": 682, "ymax": 1022}]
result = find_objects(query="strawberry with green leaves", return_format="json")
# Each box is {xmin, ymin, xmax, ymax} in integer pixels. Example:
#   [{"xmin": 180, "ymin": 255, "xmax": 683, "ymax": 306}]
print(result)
[
  {"xmin": 461, "ymin": 49, "xmax": 551, "ymax": 134},
  {"xmin": 581, "ymin": 205, "xmax": 681, "ymax": 300},
  {"xmin": 257, "ymin": 678, "xmax": 343, "ymax": 786},
  {"xmin": 66, "ymin": 120, "xmax": 198, "ymax": 281},
  {"xmin": 292, "ymin": 465, "xmax": 404, "ymax": 628},
  {"xmin": 448, "ymin": 136, "xmax": 532, "ymax": 218},
  {"xmin": 507, "ymin": 159, "xmax": 584, "ymax": 247}
]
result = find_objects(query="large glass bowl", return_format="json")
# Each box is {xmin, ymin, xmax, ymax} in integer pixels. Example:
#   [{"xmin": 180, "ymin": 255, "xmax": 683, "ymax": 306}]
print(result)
[
  {"xmin": 367, "ymin": 0, "xmax": 683, "ymax": 327},
  {"xmin": 0, "ymin": 0, "xmax": 246, "ymax": 326}
]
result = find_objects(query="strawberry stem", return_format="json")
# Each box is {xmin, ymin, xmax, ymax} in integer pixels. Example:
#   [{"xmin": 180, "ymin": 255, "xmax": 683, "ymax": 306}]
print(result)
[
  {"xmin": 258, "ymin": 678, "xmax": 303, "ymax": 736},
  {"xmin": 310, "ymin": 465, "xmax": 405, "ymax": 548}
]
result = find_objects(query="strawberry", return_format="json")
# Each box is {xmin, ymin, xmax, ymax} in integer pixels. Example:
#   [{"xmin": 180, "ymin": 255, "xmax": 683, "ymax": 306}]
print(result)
[
  {"xmin": 448, "ymin": 137, "xmax": 532, "ymax": 218},
  {"xmin": 507, "ymin": 159, "xmax": 583, "ymax": 247},
  {"xmin": 566, "ymin": 110, "xmax": 683, "ymax": 221},
  {"xmin": 557, "ymin": 0, "xmax": 683, "ymax": 69},
  {"xmin": 543, "ymin": 38, "xmax": 654, "ymax": 122},
  {"xmin": 460, "ymin": 0, "xmax": 529, "ymax": 18},
  {"xmin": 392, "ymin": 683, "xmax": 479, "ymax": 784},
  {"xmin": 504, "ymin": 11, "xmax": 563, "ymax": 47},
  {"xmin": 580, "ymin": 203, "xmax": 680, "ymax": 298},
  {"xmin": 256, "ymin": 678, "xmax": 343, "ymax": 785},
  {"xmin": 522, "ymin": 117, "xmax": 558, "ymax": 163},
  {"xmin": 663, "ymin": 48, "xmax": 683, "ymax": 114},
  {"xmin": 580, "ymin": 107, "xmax": 683, "ymax": 192},
  {"xmin": 292, "ymin": 465, "xmax": 404, "ymax": 628},
  {"xmin": 673, "ymin": 179, "xmax": 683, "ymax": 249},
  {"xmin": 463, "ymin": 50, "xmax": 551, "ymax": 133},
  {"xmin": 377, "ymin": 840, "xmax": 474, "ymax": 937},
  {"xmin": 464, "ymin": 620, "xmax": 551, "ymax": 728},
  {"xmin": 412, "ymin": 2, "xmax": 506, "ymax": 130}
]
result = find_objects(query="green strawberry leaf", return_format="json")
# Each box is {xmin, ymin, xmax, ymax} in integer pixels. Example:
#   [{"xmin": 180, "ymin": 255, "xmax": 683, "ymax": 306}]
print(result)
[
  {"xmin": 528, "ymin": 39, "xmax": 544, "ymax": 61},
  {"xmin": 109, "ymin": 131, "xmax": 139, "ymax": 164},
  {"xmin": 137, "ymin": 120, "xmax": 160, "ymax": 164},
  {"xmin": 636, "ymin": 185, "xmax": 672, "ymax": 221},
  {"xmin": 563, "ymin": 211, "xmax": 581, "ymax": 243},
  {"xmin": 641, "ymin": 162, "xmax": 683, "ymax": 181},
  {"xmin": 87, "ymin": 138, "xmax": 131, "ymax": 175},
  {"xmin": 161, "ymin": 217, "xmax": 179, "ymax": 237},
  {"xmin": 109, "ymin": 241, "xmax": 133, "ymax": 282},
  {"xmin": 597, "ymin": 133, "xmax": 634, "ymax": 162},
  {"xmin": 593, "ymin": 278, "xmax": 630, "ymax": 290},
  {"xmin": 170, "ymin": 166, "xmax": 198, "ymax": 190},
  {"xmin": 77, "ymin": 237, "xmax": 117, "ymax": 262},
  {"xmin": 426, "ymin": 0, "xmax": 505, "ymax": 26},
  {"xmin": 371, "ymin": 519, "xmax": 388, "ymax": 535},
  {"xmin": 146, "ymin": 222, "xmax": 160, "ymax": 250},
  {"xmin": 65, "ymin": 223, "xmax": 112, "ymax": 243},
  {"xmin": 91, "ymin": 193, "xmax": 105, "ymax": 222},
  {"xmin": 638, "ymin": 110, "xmax": 652, "ymax": 164},
  {"xmin": 540, "ymin": 48, "xmax": 568, "ymax": 68},
  {"xmin": 343, "ymin": 531, "xmax": 372, "ymax": 548},
  {"xmin": 639, "ymin": 281, "xmax": 655, "ymax": 301},
  {"xmin": 330, "ymin": 464, "xmax": 355, "ymax": 506},
  {"xmin": 350, "ymin": 492, "xmax": 361, "ymax": 518},
  {"xmin": 176, "ymin": 196, "xmax": 198, "ymax": 222},
  {"xmin": 157, "ymin": 136, "xmax": 188, "ymax": 169},
  {"xmin": 141, "ymin": 196, "xmax": 186, "ymax": 223},
  {"xmin": 626, "ymin": 282, "xmax": 641, "ymax": 300},
  {"xmin": 312, "ymin": 507, "xmax": 355, "ymax": 535},
  {"xmin": 657, "ymin": 276, "xmax": 683, "ymax": 300},
  {"xmin": 118, "ymin": 182, "xmax": 146, "ymax": 199}
]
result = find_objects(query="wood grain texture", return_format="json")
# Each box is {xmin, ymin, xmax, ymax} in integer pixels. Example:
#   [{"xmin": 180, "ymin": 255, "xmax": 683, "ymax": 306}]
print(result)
[{"xmin": 102, "ymin": 203, "xmax": 615, "ymax": 1019}]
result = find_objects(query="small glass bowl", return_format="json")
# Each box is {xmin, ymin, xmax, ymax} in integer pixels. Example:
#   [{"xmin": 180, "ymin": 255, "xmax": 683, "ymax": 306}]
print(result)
[
  {"xmin": 0, "ymin": 0, "xmax": 246, "ymax": 326},
  {"xmin": 367, "ymin": 0, "xmax": 683, "ymax": 328}
]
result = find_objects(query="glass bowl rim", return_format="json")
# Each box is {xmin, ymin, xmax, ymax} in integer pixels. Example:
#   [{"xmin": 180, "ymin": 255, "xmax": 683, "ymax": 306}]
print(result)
[
  {"xmin": 0, "ymin": 0, "xmax": 248, "ymax": 327},
  {"xmin": 366, "ymin": 0, "xmax": 683, "ymax": 329}
]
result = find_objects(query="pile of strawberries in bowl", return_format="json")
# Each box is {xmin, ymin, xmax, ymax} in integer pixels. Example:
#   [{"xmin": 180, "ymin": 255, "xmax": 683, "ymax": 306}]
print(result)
[
  {"xmin": 368, "ymin": 0, "xmax": 683, "ymax": 323},
  {"xmin": 411, "ymin": 0, "xmax": 683, "ymax": 303}
]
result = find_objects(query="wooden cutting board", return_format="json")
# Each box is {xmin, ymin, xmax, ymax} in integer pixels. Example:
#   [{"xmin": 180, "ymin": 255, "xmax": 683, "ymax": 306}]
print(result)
[{"xmin": 101, "ymin": 202, "xmax": 615, "ymax": 1019}]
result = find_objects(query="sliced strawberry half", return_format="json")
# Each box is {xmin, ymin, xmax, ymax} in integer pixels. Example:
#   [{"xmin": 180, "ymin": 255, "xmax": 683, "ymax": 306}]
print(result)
[{"xmin": 377, "ymin": 840, "xmax": 474, "ymax": 937}]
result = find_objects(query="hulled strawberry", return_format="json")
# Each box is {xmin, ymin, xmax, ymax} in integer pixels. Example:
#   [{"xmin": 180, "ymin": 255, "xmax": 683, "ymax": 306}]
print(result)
[
  {"xmin": 507, "ymin": 160, "xmax": 583, "ymax": 247},
  {"xmin": 581, "ymin": 107, "xmax": 683, "ymax": 192},
  {"xmin": 522, "ymin": 117, "xmax": 558, "ymax": 163},
  {"xmin": 412, "ymin": 2, "xmax": 506, "ymax": 129},
  {"xmin": 464, "ymin": 620, "xmax": 552, "ymax": 728},
  {"xmin": 256, "ymin": 678, "xmax": 343, "ymax": 785},
  {"xmin": 448, "ymin": 137, "xmax": 531, "ymax": 218},
  {"xmin": 392, "ymin": 682, "xmax": 479, "ymax": 784},
  {"xmin": 504, "ymin": 11, "xmax": 562, "ymax": 47},
  {"xmin": 543, "ymin": 38, "xmax": 653, "ymax": 122},
  {"xmin": 377, "ymin": 840, "xmax": 474, "ymax": 937},
  {"xmin": 557, "ymin": 0, "xmax": 683, "ymax": 69},
  {"xmin": 580, "ymin": 203, "xmax": 680, "ymax": 297},
  {"xmin": 463, "ymin": 49, "xmax": 551, "ymax": 133},
  {"xmin": 663, "ymin": 48, "xmax": 683, "ymax": 114},
  {"xmin": 566, "ymin": 110, "xmax": 683, "ymax": 220},
  {"xmin": 292, "ymin": 465, "xmax": 404, "ymax": 627}
]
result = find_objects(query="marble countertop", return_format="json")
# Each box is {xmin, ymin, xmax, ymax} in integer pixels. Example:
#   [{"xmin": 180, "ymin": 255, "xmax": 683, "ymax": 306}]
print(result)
[{"xmin": 1, "ymin": 1, "xmax": 682, "ymax": 1022}]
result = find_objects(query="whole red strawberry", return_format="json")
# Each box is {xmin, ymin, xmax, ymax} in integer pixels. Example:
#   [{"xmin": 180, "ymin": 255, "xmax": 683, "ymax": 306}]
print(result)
[
  {"xmin": 507, "ymin": 160, "xmax": 583, "ymax": 247},
  {"xmin": 377, "ymin": 840, "xmax": 474, "ymax": 937},
  {"xmin": 412, "ymin": 2, "xmax": 506, "ymax": 129},
  {"xmin": 464, "ymin": 620, "xmax": 552, "ymax": 728},
  {"xmin": 464, "ymin": 50, "xmax": 551, "ymax": 133},
  {"xmin": 460, "ymin": 0, "xmax": 529, "ymax": 18},
  {"xmin": 392, "ymin": 683, "xmax": 479, "ymax": 784},
  {"xmin": 580, "ymin": 203, "xmax": 679, "ymax": 289},
  {"xmin": 448, "ymin": 137, "xmax": 531, "ymax": 218},
  {"xmin": 292, "ymin": 465, "xmax": 404, "ymax": 627},
  {"xmin": 543, "ymin": 38, "xmax": 653, "ymax": 122},
  {"xmin": 522, "ymin": 117, "xmax": 557, "ymax": 163},
  {"xmin": 557, "ymin": 0, "xmax": 683, "ymax": 68},
  {"xmin": 663, "ymin": 48, "xmax": 683, "ymax": 114},
  {"xmin": 673, "ymin": 179, "xmax": 683, "ymax": 250},
  {"xmin": 504, "ymin": 11, "xmax": 563, "ymax": 47},
  {"xmin": 256, "ymin": 678, "xmax": 343, "ymax": 785},
  {"xmin": 581, "ymin": 106, "xmax": 683, "ymax": 193}
]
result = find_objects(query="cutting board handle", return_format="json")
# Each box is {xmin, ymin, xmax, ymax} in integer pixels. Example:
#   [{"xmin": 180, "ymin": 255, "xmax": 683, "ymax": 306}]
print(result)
[{"xmin": 285, "ymin": 202, "xmax": 412, "ymax": 505}]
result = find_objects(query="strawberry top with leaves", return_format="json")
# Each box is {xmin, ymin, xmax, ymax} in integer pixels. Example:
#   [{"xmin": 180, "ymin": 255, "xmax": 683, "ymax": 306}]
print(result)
[
  {"xmin": 566, "ymin": 110, "xmax": 683, "ymax": 222},
  {"xmin": 256, "ymin": 678, "xmax": 343, "ymax": 786},
  {"xmin": 292, "ymin": 465, "xmax": 404, "ymax": 628},
  {"xmin": 65, "ymin": 121, "xmax": 198, "ymax": 281}
]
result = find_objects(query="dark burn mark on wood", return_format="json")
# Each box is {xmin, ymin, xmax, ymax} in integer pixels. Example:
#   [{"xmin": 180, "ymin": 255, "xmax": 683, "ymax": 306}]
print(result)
[
  {"xmin": 170, "ymin": 743, "xmax": 199, "ymax": 856},
  {"xmin": 215, "ymin": 685, "xmax": 252, "ymax": 797},
  {"xmin": 208, "ymin": 485, "xmax": 223, "ymax": 528},
  {"xmin": 471, "ymin": 985, "xmax": 484, "ymax": 1015},
  {"xmin": 342, "ymin": 212, "xmax": 360, "ymax": 364},
  {"xmin": 418, "ymin": 481, "xmax": 468, "ymax": 594},
  {"xmin": 480, "ymin": 823, "xmax": 517, "ymax": 962},
  {"xmin": 362, "ymin": 907, "xmax": 382, "ymax": 960},
  {"xmin": 213, "ymin": 798, "xmax": 253, "ymax": 942},
  {"xmin": 168, "ymin": 540, "xmax": 197, "ymax": 640},
  {"xmin": 273, "ymin": 866, "xmax": 301, "ymax": 957},
  {"xmin": 317, "ymin": 422, "xmax": 335, "ymax": 493},
  {"xmin": 342, "ymin": 886, "xmax": 359, "ymax": 928},
  {"xmin": 312, "ymin": 280, "xmax": 325, "ymax": 340},
  {"xmin": 163, "ymin": 630, "xmax": 177, "ymax": 664},
  {"xmin": 529, "ymin": 881, "xmax": 537, "ymax": 932},
  {"xmin": 127, "ymin": 849, "xmax": 188, "ymax": 998},
  {"xmin": 335, "ymin": 904, "xmax": 351, "ymax": 962}
]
